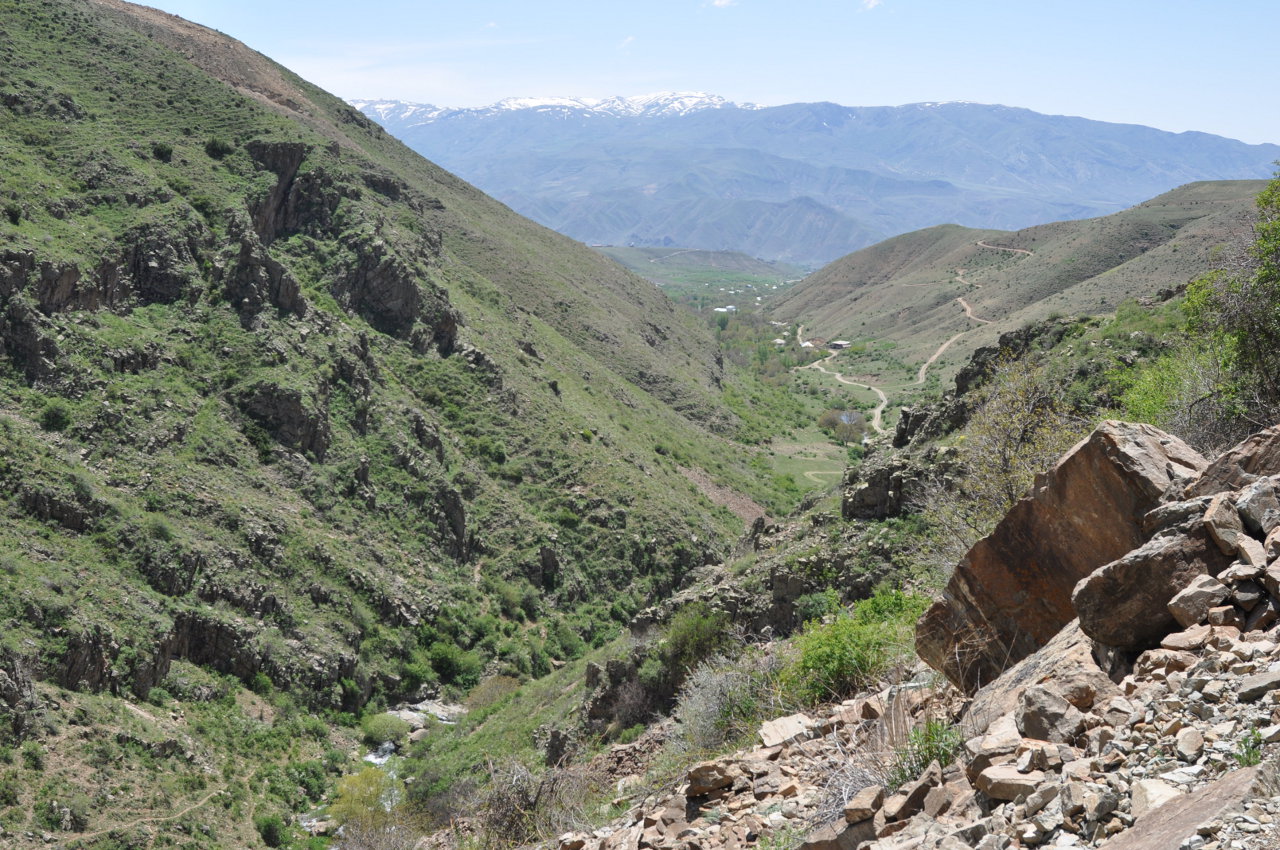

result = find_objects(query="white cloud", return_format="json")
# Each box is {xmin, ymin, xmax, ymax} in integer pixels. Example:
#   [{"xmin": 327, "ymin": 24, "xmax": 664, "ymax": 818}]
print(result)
[
  {"xmin": 618, "ymin": 35, "xmax": 636, "ymax": 49},
  {"xmin": 861, "ymin": 0, "xmax": 883, "ymax": 8},
  {"xmin": 711, "ymin": 0, "xmax": 737, "ymax": 7}
]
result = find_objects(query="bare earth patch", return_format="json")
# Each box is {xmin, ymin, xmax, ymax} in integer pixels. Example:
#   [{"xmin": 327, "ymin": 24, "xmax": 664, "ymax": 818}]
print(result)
[{"xmin": 678, "ymin": 466, "xmax": 768, "ymax": 526}]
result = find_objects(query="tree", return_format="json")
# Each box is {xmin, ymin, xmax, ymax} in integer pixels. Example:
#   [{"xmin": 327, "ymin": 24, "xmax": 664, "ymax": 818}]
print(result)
[
  {"xmin": 331, "ymin": 767, "xmax": 421, "ymax": 850},
  {"xmin": 1125, "ymin": 171, "xmax": 1280, "ymax": 451},
  {"xmin": 914, "ymin": 354, "xmax": 1088, "ymax": 566}
]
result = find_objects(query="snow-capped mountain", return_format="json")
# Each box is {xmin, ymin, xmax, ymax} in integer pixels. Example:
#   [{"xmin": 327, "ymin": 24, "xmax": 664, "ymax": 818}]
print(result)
[
  {"xmin": 350, "ymin": 92, "xmax": 753, "ymax": 127},
  {"xmin": 351, "ymin": 96, "xmax": 1280, "ymax": 265}
]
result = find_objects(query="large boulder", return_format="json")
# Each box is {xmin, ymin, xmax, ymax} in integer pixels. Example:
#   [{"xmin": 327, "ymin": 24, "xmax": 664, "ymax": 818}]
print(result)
[
  {"xmin": 917, "ymin": 422, "xmax": 1205, "ymax": 692},
  {"xmin": 1183, "ymin": 424, "xmax": 1280, "ymax": 498},
  {"xmin": 964, "ymin": 619, "xmax": 1117, "ymax": 737},
  {"xmin": 1072, "ymin": 520, "xmax": 1232, "ymax": 649}
]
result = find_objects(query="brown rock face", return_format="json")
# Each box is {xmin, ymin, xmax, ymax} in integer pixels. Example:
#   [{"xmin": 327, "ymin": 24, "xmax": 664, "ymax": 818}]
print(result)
[
  {"xmin": 917, "ymin": 421, "xmax": 1205, "ymax": 692},
  {"xmin": 1072, "ymin": 521, "xmax": 1232, "ymax": 650}
]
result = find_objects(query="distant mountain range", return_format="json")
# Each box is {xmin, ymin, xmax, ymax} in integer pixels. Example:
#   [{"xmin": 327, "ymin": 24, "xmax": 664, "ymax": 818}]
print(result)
[{"xmin": 353, "ymin": 93, "xmax": 1280, "ymax": 265}]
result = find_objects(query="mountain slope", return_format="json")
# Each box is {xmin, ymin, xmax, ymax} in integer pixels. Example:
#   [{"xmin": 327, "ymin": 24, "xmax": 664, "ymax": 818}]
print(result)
[
  {"xmin": 354, "ymin": 96, "xmax": 1280, "ymax": 265},
  {"xmin": 0, "ymin": 0, "xmax": 812, "ymax": 739},
  {"xmin": 770, "ymin": 180, "xmax": 1265, "ymax": 387}
]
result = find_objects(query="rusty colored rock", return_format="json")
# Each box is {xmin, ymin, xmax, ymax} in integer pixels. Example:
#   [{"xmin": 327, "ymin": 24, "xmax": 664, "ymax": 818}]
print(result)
[
  {"xmin": 917, "ymin": 421, "xmax": 1205, "ymax": 692},
  {"xmin": 1073, "ymin": 520, "xmax": 1231, "ymax": 650}
]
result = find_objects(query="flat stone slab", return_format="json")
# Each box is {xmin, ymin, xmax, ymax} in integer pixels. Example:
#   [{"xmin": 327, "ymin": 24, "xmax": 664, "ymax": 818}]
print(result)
[
  {"xmin": 1097, "ymin": 767, "xmax": 1259, "ymax": 850},
  {"xmin": 1238, "ymin": 671, "xmax": 1280, "ymax": 702}
]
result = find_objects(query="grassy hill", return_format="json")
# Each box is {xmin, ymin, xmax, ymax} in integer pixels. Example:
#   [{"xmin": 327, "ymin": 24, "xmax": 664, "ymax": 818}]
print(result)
[
  {"xmin": 593, "ymin": 246, "xmax": 809, "ymax": 310},
  {"xmin": 0, "ymin": 2, "xmax": 819, "ymax": 844},
  {"xmin": 769, "ymin": 180, "xmax": 1265, "ymax": 397}
]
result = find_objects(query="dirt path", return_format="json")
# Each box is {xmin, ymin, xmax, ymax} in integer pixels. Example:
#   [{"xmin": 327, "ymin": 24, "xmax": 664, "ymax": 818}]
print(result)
[
  {"xmin": 977, "ymin": 240, "xmax": 1033, "ymax": 256},
  {"xmin": 955, "ymin": 268, "xmax": 980, "ymax": 288},
  {"xmin": 80, "ymin": 787, "xmax": 228, "ymax": 841},
  {"xmin": 914, "ymin": 332, "xmax": 967, "ymax": 384},
  {"xmin": 957, "ymin": 296, "xmax": 992, "ymax": 324},
  {"xmin": 804, "ymin": 355, "xmax": 890, "ymax": 435},
  {"xmin": 803, "ymin": 469, "xmax": 844, "ymax": 483}
]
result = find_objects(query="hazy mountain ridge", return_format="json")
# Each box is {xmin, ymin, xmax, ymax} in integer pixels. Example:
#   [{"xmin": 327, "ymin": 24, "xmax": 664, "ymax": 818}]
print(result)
[{"xmin": 355, "ymin": 95, "xmax": 1280, "ymax": 265}]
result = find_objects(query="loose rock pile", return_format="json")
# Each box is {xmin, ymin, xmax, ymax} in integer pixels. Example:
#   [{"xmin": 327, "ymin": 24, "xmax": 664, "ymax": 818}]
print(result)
[{"xmin": 557, "ymin": 423, "xmax": 1280, "ymax": 850}]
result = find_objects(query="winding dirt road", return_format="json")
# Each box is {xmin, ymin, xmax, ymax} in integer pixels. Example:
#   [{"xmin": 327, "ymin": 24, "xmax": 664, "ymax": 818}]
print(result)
[
  {"xmin": 806, "ymin": 354, "xmax": 890, "ymax": 435},
  {"xmin": 976, "ymin": 240, "xmax": 1033, "ymax": 256},
  {"xmin": 957, "ymin": 296, "xmax": 992, "ymax": 324}
]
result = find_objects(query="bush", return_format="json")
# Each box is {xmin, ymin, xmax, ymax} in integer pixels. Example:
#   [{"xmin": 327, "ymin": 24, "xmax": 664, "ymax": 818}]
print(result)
[
  {"xmin": 428, "ymin": 641, "xmax": 482, "ymax": 689},
  {"xmin": 783, "ymin": 589, "xmax": 927, "ymax": 705},
  {"xmin": 20, "ymin": 740, "xmax": 43, "ymax": 771},
  {"xmin": 361, "ymin": 713, "xmax": 411, "ymax": 747},
  {"xmin": 38, "ymin": 398, "xmax": 72, "ymax": 432},
  {"xmin": 254, "ymin": 813, "xmax": 287, "ymax": 847},
  {"xmin": 204, "ymin": 137, "xmax": 235, "ymax": 159},
  {"xmin": 151, "ymin": 141, "xmax": 173, "ymax": 162},
  {"xmin": 885, "ymin": 719, "xmax": 963, "ymax": 788}
]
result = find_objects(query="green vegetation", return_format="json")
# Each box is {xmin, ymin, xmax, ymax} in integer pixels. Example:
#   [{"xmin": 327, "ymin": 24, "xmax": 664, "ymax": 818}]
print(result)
[{"xmin": 783, "ymin": 589, "xmax": 929, "ymax": 705}]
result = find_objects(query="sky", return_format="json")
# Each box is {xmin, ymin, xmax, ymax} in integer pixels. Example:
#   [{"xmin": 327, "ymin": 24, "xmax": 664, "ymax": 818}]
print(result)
[{"xmin": 142, "ymin": 0, "xmax": 1279, "ymax": 145}]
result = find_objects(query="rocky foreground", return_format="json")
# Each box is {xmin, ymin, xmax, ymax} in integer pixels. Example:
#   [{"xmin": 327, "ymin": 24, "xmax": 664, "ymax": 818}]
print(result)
[{"xmin": 558, "ymin": 421, "xmax": 1280, "ymax": 850}]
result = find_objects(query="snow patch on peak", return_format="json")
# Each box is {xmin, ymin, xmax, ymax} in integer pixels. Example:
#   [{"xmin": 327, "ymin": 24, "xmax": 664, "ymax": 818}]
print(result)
[{"xmin": 351, "ymin": 92, "xmax": 759, "ymax": 124}]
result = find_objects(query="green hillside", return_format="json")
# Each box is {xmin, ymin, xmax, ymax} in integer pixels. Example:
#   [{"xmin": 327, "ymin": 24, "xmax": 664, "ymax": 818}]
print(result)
[{"xmin": 0, "ymin": 2, "xmax": 821, "ymax": 843}]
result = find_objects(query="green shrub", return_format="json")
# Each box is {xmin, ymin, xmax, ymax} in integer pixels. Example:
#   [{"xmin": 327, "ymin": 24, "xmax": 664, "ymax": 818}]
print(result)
[
  {"xmin": 428, "ymin": 641, "xmax": 482, "ymax": 689},
  {"xmin": 0, "ymin": 771, "xmax": 18, "ymax": 805},
  {"xmin": 3, "ymin": 202, "xmax": 19, "ymax": 226},
  {"xmin": 38, "ymin": 398, "xmax": 72, "ymax": 432},
  {"xmin": 248, "ymin": 671, "xmax": 273, "ymax": 695},
  {"xmin": 150, "ymin": 141, "xmax": 173, "ymax": 162},
  {"xmin": 616, "ymin": 723, "xmax": 646, "ymax": 745},
  {"xmin": 361, "ymin": 713, "xmax": 411, "ymax": 747},
  {"xmin": 254, "ymin": 812, "xmax": 287, "ymax": 847},
  {"xmin": 204, "ymin": 137, "xmax": 234, "ymax": 159},
  {"xmin": 20, "ymin": 741, "xmax": 43, "ymax": 771},
  {"xmin": 784, "ymin": 589, "xmax": 927, "ymax": 704}
]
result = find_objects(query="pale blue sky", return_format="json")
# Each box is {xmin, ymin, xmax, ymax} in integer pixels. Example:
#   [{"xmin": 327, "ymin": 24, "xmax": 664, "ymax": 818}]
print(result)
[{"xmin": 144, "ymin": 0, "xmax": 1278, "ymax": 144}]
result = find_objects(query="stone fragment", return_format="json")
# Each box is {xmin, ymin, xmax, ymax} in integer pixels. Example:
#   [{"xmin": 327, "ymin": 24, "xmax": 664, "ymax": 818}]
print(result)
[
  {"xmin": 844, "ymin": 784, "xmax": 883, "ymax": 823},
  {"xmin": 917, "ymin": 422, "xmax": 1205, "ymax": 691},
  {"xmin": 1168, "ymin": 574, "xmax": 1231, "ymax": 628},
  {"xmin": 1204, "ymin": 493, "xmax": 1246, "ymax": 556},
  {"xmin": 1074, "ymin": 522, "xmax": 1232, "ymax": 649},
  {"xmin": 1266, "ymin": 526, "xmax": 1280, "ymax": 561},
  {"xmin": 1218, "ymin": 562, "xmax": 1262, "ymax": 583},
  {"xmin": 1088, "ymin": 766, "xmax": 1259, "ymax": 850},
  {"xmin": 884, "ymin": 761, "xmax": 942, "ymax": 822},
  {"xmin": 797, "ymin": 818, "xmax": 876, "ymax": 850},
  {"xmin": 922, "ymin": 784, "xmax": 954, "ymax": 818},
  {"xmin": 1207, "ymin": 606, "xmax": 1245, "ymax": 629},
  {"xmin": 686, "ymin": 761, "xmax": 736, "ymax": 795},
  {"xmin": 758, "ymin": 714, "xmax": 813, "ymax": 748},
  {"xmin": 1130, "ymin": 778, "xmax": 1184, "ymax": 818},
  {"xmin": 965, "ymin": 620, "xmax": 1118, "ymax": 736},
  {"xmin": 1235, "ymin": 478, "xmax": 1280, "ymax": 534},
  {"xmin": 1238, "ymin": 671, "xmax": 1280, "ymax": 702},
  {"xmin": 1134, "ymin": 648, "xmax": 1198, "ymax": 678},
  {"xmin": 1238, "ymin": 537, "xmax": 1269, "ymax": 569},
  {"xmin": 1025, "ymin": 784, "xmax": 1059, "ymax": 817},
  {"xmin": 1016, "ymin": 686, "xmax": 1084, "ymax": 744},
  {"xmin": 1262, "ymin": 563, "xmax": 1280, "ymax": 598},
  {"xmin": 963, "ymin": 714, "xmax": 1024, "ymax": 783},
  {"xmin": 976, "ymin": 764, "xmax": 1044, "ymax": 801},
  {"xmin": 1161, "ymin": 624, "xmax": 1213, "ymax": 651},
  {"xmin": 1175, "ymin": 727, "xmax": 1204, "ymax": 762},
  {"xmin": 1245, "ymin": 597, "xmax": 1280, "ymax": 632},
  {"xmin": 1231, "ymin": 579, "xmax": 1265, "ymax": 611}
]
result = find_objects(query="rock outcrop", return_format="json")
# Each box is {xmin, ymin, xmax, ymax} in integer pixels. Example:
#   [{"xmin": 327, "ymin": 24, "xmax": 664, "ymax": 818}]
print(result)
[{"xmin": 917, "ymin": 421, "xmax": 1205, "ymax": 692}]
